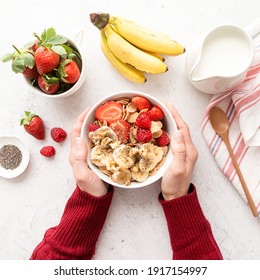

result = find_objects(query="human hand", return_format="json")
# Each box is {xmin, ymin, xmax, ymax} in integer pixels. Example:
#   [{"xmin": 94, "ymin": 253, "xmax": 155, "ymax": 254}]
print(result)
[
  {"xmin": 161, "ymin": 104, "xmax": 198, "ymax": 200},
  {"xmin": 69, "ymin": 109, "xmax": 108, "ymax": 197}
]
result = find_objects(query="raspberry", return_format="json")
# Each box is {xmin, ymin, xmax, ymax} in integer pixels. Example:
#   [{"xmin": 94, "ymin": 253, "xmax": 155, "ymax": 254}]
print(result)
[
  {"xmin": 147, "ymin": 105, "xmax": 164, "ymax": 121},
  {"xmin": 136, "ymin": 127, "xmax": 152, "ymax": 143},
  {"xmin": 40, "ymin": 146, "xmax": 56, "ymax": 157},
  {"xmin": 87, "ymin": 123, "xmax": 100, "ymax": 132},
  {"xmin": 157, "ymin": 131, "xmax": 170, "ymax": 146},
  {"xmin": 135, "ymin": 113, "xmax": 151, "ymax": 129},
  {"xmin": 51, "ymin": 127, "xmax": 67, "ymax": 142}
]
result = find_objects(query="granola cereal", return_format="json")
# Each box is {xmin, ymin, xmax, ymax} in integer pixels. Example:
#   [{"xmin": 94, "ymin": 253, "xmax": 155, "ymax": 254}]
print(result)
[{"xmin": 88, "ymin": 96, "xmax": 170, "ymax": 186}]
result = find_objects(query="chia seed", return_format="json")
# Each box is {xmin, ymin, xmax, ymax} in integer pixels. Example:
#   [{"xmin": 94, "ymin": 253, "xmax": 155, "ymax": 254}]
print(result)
[{"xmin": 0, "ymin": 144, "xmax": 23, "ymax": 170}]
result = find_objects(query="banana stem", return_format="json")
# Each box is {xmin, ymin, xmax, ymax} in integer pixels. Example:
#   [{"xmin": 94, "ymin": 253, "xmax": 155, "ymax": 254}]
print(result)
[{"xmin": 90, "ymin": 13, "xmax": 110, "ymax": 30}]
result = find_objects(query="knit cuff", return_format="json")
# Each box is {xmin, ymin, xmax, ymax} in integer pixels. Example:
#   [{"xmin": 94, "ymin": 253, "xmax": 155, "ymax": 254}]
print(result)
[
  {"xmin": 159, "ymin": 184, "xmax": 222, "ymax": 259},
  {"xmin": 46, "ymin": 185, "xmax": 114, "ymax": 257},
  {"xmin": 159, "ymin": 184, "xmax": 206, "ymax": 228}
]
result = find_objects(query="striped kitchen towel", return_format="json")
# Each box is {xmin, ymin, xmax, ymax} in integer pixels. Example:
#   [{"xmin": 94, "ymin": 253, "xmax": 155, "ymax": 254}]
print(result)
[{"xmin": 202, "ymin": 35, "xmax": 260, "ymax": 216}]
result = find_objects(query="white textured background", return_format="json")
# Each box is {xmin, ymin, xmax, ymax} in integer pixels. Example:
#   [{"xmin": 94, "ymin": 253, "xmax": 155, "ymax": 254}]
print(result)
[{"xmin": 0, "ymin": 0, "xmax": 259, "ymax": 260}]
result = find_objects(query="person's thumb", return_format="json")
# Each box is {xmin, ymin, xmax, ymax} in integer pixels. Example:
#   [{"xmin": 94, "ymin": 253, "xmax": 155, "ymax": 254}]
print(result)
[
  {"xmin": 171, "ymin": 130, "xmax": 186, "ymax": 166},
  {"xmin": 74, "ymin": 137, "xmax": 88, "ymax": 165}
]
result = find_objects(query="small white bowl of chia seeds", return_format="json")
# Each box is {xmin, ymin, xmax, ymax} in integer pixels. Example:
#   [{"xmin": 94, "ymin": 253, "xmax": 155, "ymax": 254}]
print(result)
[{"xmin": 0, "ymin": 136, "xmax": 30, "ymax": 179}]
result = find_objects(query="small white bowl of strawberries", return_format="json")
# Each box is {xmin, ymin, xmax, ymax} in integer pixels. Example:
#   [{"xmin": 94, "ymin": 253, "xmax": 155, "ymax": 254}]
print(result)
[
  {"xmin": 81, "ymin": 91, "xmax": 177, "ymax": 188},
  {"xmin": 1, "ymin": 27, "xmax": 86, "ymax": 98}
]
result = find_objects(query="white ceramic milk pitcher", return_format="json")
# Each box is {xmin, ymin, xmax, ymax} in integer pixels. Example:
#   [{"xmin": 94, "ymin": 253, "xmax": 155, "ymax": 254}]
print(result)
[{"xmin": 185, "ymin": 18, "xmax": 260, "ymax": 94}]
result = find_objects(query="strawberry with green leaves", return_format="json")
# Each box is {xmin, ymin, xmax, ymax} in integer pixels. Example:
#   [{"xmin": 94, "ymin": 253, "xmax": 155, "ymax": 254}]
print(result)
[
  {"xmin": 38, "ymin": 74, "xmax": 60, "ymax": 94},
  {"xmin": 1, "ymin": 45, "xmax": 38, "ymax": 79},
  {"xmin": 57, "ymin": 59, "xmax": 80, "ymax": 84},
  {"xmin": 20, "ymin": 111, "xmax": 45, "ymax": 140},
  {"xmin": 34, "ymin": 46, "xmax": 60, "ymax": 75},
  {"xmin": 33, "ymin": 28, "xmax": 68, "ymax": 75}
]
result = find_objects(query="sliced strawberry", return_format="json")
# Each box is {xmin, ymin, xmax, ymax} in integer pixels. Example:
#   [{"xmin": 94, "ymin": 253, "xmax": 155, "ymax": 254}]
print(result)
[
  {"xmin": 147, "ymin": 105, "xmax": 164, "ymax": 121},
  {"xmin": 109, "ymin": 120, "xmax": 130, "ymax": 144},
  {"xmin": 131, "ymin": 96, "xmax": 152, "ymax": 111},
  {"xmin": 95, "ymin": 101, "xmax": 123, "ymax": 124}
]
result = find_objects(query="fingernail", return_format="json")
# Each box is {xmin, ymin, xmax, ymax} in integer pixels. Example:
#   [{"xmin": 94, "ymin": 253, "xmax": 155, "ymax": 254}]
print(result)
[
  {"xmin": 173, "ymin": 130, "xmax": 183, "ymax": 141},
  {"xmin": 76, "ymin": 137, "xmax": 83, "ymax": 150}
]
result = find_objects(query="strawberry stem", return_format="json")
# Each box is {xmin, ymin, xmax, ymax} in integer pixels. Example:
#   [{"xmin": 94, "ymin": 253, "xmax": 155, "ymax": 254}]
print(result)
[{"xmin": 12, "ymin": 45, "xmax": 21, "ymax": 54}]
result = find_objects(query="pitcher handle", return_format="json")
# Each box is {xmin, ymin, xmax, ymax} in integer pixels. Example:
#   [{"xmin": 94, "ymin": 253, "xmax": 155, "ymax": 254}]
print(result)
[{"xmin": 244, "ymin": 18, "xmax": 260, "ymax": 38}]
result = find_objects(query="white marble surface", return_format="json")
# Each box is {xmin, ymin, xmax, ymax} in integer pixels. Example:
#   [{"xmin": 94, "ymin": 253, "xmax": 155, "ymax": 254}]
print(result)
[{"xmin": 0, "ymin": 0, "xmax": 260, "ymax": 260}]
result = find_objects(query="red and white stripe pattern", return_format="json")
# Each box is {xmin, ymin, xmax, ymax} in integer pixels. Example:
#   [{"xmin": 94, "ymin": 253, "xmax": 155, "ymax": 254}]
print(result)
[{"xmin": 202, "ymin": 36, "xmax": 260, "ymax": 216}]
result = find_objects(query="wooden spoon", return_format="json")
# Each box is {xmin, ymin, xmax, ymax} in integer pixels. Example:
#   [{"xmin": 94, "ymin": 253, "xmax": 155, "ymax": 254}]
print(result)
[{"xmin": 209, "ymin": 106, "xmax": 258, "ymax": 217}]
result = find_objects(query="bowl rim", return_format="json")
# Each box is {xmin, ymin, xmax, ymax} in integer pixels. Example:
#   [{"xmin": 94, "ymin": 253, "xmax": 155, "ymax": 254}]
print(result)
[
  {"xmin": 0, "ymin": 135, "xmax": 30, "ymax": 179},
  {"xmin": 80, "ymin": 90, "xmax": 177, "ymax": 188}
]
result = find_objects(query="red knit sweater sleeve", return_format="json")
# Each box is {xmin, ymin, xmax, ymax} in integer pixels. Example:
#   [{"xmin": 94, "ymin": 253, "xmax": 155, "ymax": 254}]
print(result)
[
  {"xmin": 30, "ymin": 185, "xmax": 113, "ymax": 260},
  {"xmin": 159, "ymin": 184, "xmax": 223, "ymax": 260}
]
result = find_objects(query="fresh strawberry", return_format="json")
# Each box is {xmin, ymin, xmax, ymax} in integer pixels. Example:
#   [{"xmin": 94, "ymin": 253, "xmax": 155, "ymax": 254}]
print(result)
[
  {"xmin": 51, "ymin": 127, "xmax": 67, "ymax": 142},
  {"xmin": 157, "ymin": 130, "xmax": 170, "ymax": 146},
  {"xmin": 95, "ymin": 101, "xmax": 123, "ymax": 124},
  {"xmin": 22, "ymin": 65, "xmax": 38, "ymax": 79},
  {"xmin": 147, "ymin": 105, "xmax": 164, "ymax": 121},
  {"xmin": 136, "ymin": 127, "xmax": 152, "ymax": 143},
  {"xmin": 1, "ymin": 45, "xmax": 36, "ymax": 76},
  {"xmin": 40, "ymin": 146, "xmax": 56, "ymax": 157},
  {"xmin": 88, "ymin": 123, "xmax": 100, "ymax": 132},
  {"xmin": 20, "ymin": 111, "xmax": 45, "ymax": 140},
  {"xmin": 58, "ymin": 59, "xmax": 80, "ymax": 84},
  {"xmin": 34, "ymin": 46, "xmax": 60, "ymax": 75},
  {"xmin": 135, "ymin": 112, "xmax": 151, "ymax": 129},
  {"xmin": 131, "ymin": 96, "xmax": 152, "ymax": 111},
  {"xmin": 38, "ymin": 74, "xmax": 60, "ymax": 94},
  {"xmin": 109, "ymin": 120, "xmax": 131, "ymax": 144},
  {"xmin": 32, "ymin": 40, "xmax": 40, "ymax": 52}
]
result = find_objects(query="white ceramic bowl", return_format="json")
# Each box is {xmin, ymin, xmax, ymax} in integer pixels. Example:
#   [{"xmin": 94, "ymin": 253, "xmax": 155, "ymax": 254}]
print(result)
[
  {"xmin": 80, "ymin": 91, "xmax": 177, "ymax": 188},
  {"xmin": 0, "ymin": 136, "xmax": 30, "ymax": 179},
  {"xmin": 24, "ymin": 32, "xmax": 87, "ymax": 98}
]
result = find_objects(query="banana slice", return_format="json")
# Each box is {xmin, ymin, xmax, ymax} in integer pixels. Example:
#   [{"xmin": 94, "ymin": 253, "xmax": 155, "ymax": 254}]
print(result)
[
  {"xmin": 139, "ymin": 143, "xmax": 164, "ymax": 172},
  {"xmin": 106, "ymin": 160, "xmax": 120, "ymax": 172},
  {"xmin": 112, "ymin": 145, "xmax": 138, "ymax": 169},
  {"xmin": 139, "ymin": 152, "xmax": 157, "ymax": 172},
  {"xmin": 154, "ymin": 145, "xmax": 164, "ymax": 160},
  {"xmin": 100, "ymin": 151, "xmax": 114, "ymax": 166},
  {"xmin": 92, "ymin": 127, "xmax": 118, "ymax": 147},
  {"xmin": 131, "ymin": 170, "xmax": 149, "ymax": 182},
  {"xmin": 112, "ymin": 170, "xmax": 132, "ymax": 185},
  {"xmin": 90, "ymin": 146, "xmax": 105, "ymax": 166}
]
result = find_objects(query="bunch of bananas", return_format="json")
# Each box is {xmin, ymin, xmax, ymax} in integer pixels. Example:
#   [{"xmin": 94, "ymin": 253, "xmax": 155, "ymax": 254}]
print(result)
[{"xmin": 90, "ymin": 13, "xmax": 185, "ymax": 84}]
